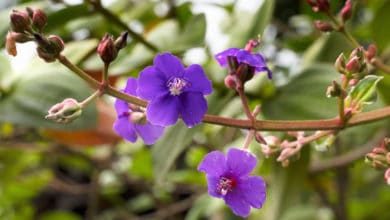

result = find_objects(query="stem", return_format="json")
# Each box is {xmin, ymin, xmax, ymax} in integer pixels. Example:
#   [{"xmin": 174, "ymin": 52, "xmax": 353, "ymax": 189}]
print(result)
[
  {"xmin": 102, "ymin": 62, "xmax": 109, "ymax": 87},
  {"xmin": 326, "ymin": 12, "xmax": 360, "ymax": 48},
  {"xmin": 79, "ymin": 89, "xmax": 100, "ymax": 108},
  {"xmin": 88, "ymin": 0, "xmax": 158, "ymax": 52},
  {"xmin": 237, "ymin": 87, "xmax": 255, "ymax": 122},
  {"xmin": 57, "ymin": 54, "xmax": 390, "ymax": 131},
  {"xmin": 371, "ymin": 58, "xmax": 390, "ymax": 75},
  {"xmin": 283, "ymin": 130, "xmax": 334, "ymax": 148},
  {"xmin": 242, "ymin": 130, "xmax": 255, "ymax": 150}
]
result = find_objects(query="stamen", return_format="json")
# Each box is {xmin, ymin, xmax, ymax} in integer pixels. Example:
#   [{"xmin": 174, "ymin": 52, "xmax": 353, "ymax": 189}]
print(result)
[
  {"xmin": 167, "ymin": 77, "xmax": 189, "ymax": 96},
  {"xmin": 217, "ymin": 176, "xmax": 236, "ymax": 196}
]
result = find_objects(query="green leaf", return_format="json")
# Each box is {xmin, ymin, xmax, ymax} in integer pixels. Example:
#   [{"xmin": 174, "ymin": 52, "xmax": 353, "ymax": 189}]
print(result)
[
  {"xmin": 152, "ymin": 122, "xmax": 201, "ymax": 185},
  {"xmin": 0, "ymin": 53, "xmax": 12, "ymax": 88},
  {"xmin": 173, "ymin": 14, "xmax": 206, "ymax": 51},
  {"xmin": 265, "ymin": 147, "xmax": 311, "ymax": 220},
  {"xmin": 372, "ymin": 1, "xmax": 390, "ymax": 50},
  {"xmin": 130, "ymin": 148, "xmax": 153, "ymax": 180},
  {"xmin": 0, "ymin": 66, "xmax": 97, "ymax": 130},
  {"xmin": 345, "ymin": 75, "xmax": 383, "ymax": 109},
  {"xmin": 228, "ymin": 0, "xmax": 275, "ymax": 47},
  {"xmin": 263, "ymin": 64, "xmax": 338, "ymax": 120},
  {"xmin": 39, "ymin": 211, "xmax": 82, "ymax": 220},
  {"xmin": 44, "ymin": 4, "xmax": 93, "ymax": 32}
]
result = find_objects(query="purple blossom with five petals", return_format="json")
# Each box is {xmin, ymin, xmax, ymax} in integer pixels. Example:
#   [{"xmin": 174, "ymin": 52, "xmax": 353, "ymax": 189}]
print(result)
[
  {"xmin": 214, "ymin": 48, "xmax": 272, "ymax": 79},
  {"xmin": 137, "ymin": 52, "xmax": 212, "ymax": 127},
  {"xmin": 198, "ymin": 148, "xmax": 266, "ymax": 218},
  {"xmin": 113, "ymin": 78, "xmax": 164, "ymax": 145}
]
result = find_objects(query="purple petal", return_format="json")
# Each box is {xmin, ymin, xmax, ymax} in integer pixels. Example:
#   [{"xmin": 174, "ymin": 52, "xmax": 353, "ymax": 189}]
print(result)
[
  {"xmin": 135, "ymin": 122, "xmax": 165, "ymax": 145},
  {"xmin": 113, "ymin": 117, "xmax": 137, "ymax": 142},
  {"xmin": 137, "ymin": 66, "xmax": 169, "ymax": 101},
  {"xmin": 146, "ymin": 94, "xmax": 180, "ymax": 126},
  {"xmin": 224, "ymin": 190, "xmax": 251, "ymax": 218},
  {"xmin": 236, "ymin": 50, "xmax": 263, "ymax": 68},
  {"xmin": 214, "ymin": 48, "xmax": 240, "ymax": 66},
  {"xmin": 237, "ymin": 176, "xmax": 266, "ymax": 209},
  {"xmin": 153, "ymin": 52, "xmax": 185, "ymax": 78},
  {"xmin": 114, "ymin": 99, "xmax": 129, "ymax": 115},
  {"xmin": 179, "ymin": 92, "xmax": 207, "ymax": 127},
  {"xmin": 124, "ymin": 77, "xmax": 138, "ymax": 96},
  {"xmin": 197, "ymin": 151, "xmax": 227, "ymax": 177},
  {"xmin": 226, "ymin": 148, "xmax": 256, "ymax": 177},
  {"xmin": 184, "ymin": 64, "xmax": 212, "ymax": 95},
  {"xmin": 206, "ymin": 175, "xmax": 224, "ymax": 198}
]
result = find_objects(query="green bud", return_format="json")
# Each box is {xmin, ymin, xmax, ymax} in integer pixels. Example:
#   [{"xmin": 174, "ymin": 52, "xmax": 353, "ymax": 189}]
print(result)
[{"xmin": 45, "ymin": 98, "xmax": 82, "ymax": 124}]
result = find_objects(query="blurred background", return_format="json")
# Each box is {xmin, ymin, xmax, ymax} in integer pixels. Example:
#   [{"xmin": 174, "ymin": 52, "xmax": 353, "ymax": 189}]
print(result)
[{"xmin": 1, "ymin": 0, "xmax": 390, "ymax": 219}]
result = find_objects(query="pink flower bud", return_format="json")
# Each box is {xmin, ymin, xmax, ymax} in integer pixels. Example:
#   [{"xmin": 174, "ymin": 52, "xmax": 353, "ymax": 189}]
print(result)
[
  {"xmin": 10, "ymin": 9, "xmax": 31, "ymax": 33},
  {"xmin": 314, "ymin": 20, "xmax": 334, "ymax": 32},
  {"xmin": 348, "ymin": 78, "xmax": 359, "ymax": 86},
  {"xmin": 334, "ymin": 53, "xmax": 346, "ymax": 73},
  {"xmin": 345, "ymin": 57, "xmax": 360, "ymax": 73},
  {"xmin": 384, "ymin": 168, "xmax": 390, "ymax": 185},
  {"xmin": 32, "ymin": 9, "xmax": 47, "ymax": 31},
  {"xmin": 224, "ymin": 75, "xmax": 237, "ymax": 89},
  {"xmin": 98, "ymin": 33, "xmax": 118, "ymax": 64},
  {"xmin": 45, "ymin": 98, "xmax": 82, "ymax": 124},
  {"xmin": 244, "ymin": 39, "xmax": 260, "ymax": 52},
  {"xmin": 366, "ymin": 44, "xmax": 377, "ymax": 61},
  {"xmin": 341, "ymin": 0, "xmax": 352, "ymax": 22},
  {"xmin": 307, "ymin": 0, "xmax": 330, "ymax": 13}
]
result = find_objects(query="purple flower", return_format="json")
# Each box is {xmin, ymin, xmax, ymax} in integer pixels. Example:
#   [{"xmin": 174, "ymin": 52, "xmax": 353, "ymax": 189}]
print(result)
[
  {"xmin": 198, "ymin": 148, "xmax": 266, "ymax": 217},
  {"xmin": 215, "ymin": 48, "xmax": 272, "ymax": 79},
  {"xmin": 113, "ymin": 78, "xmax": 164, "ymax": 145},
  {"xmin": 137, "ymin": 52, "xmax": 212, "ymax": 127}
]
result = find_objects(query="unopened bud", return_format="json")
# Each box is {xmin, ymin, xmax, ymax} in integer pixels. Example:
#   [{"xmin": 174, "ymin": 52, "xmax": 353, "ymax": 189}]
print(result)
[
  {"xmin": 326, "ymin": 80, "xmax": 342, "ymax": 98},
  {"xmin": 384, "ymin": 138, "xmax": 390, "ymax": 151},
  {"xmin": 314, "ymin": 20, "xmax": 334, "ymax": 32},
  {"xmin": 45, "ymin": 98, "xmax": 82, "ymax": 124},
  {"xmin": 348, "ymin": 78, "xmax": 359, "ymax": 86},
  {"xmin": 114, "ymin": 31, "xmax": 128, "ymax": 50},
  {"xmin": 281, "ymin": 159, "xmax": 290, "ymax": 167},
  {"xmin": 35, "ymin": 34, "xmax": 64, "ymax": 62},
  {"xmin": 335, "ymin": 53, "xmax": 346, "ymax": 73},
  {"xmin": 255, "ymin": 132, "xmax": 267, "ymax": 145},
  {"xmin": 6, "ymin": 31, "xmax": 17, "ymax": 56},
  {"xmin": 98, "ymin": 33, "xmax": 117, "ymax": 64},
  {"xmin": 236, "ymin": 63, "xmax": 255, "ymax": 85},
  {"xmin": 385, "ymin": 168, "xmax": 390, "ymax": 185},
  {"xmin": 32, "ymin": 9, "xmax": 47, "ymax": 32},
  {"xmin": 366, "ymin": 44, "xmax": 377, "ymax": 61},
  {"xmin": 372, "ymin": 147, "xmax": 387, "ymax": 155},
  {"xmin": 227, "ymin": 56, "xmax": 239, "ymax": 75},
  {"xmin": 224, "ymin": 75, "xmax": 237, "ymax": 89},
  {"xmin": 307, "ymin": 0, "xmax": 330, "ymax": 13},
  {"xmin": 346, "ymin": 57, "xmax": 360, "ymax": 73},
  {"xmin": 244, "ymin": 39, "xmax": 260, "ymax": 52},
  {"xmin": 341, "ymin": 0, "xmax": 352, "ymax": 22},
  {"xmin": 10, "ymin": 9, "xmax": 31, "ymax": 33}
]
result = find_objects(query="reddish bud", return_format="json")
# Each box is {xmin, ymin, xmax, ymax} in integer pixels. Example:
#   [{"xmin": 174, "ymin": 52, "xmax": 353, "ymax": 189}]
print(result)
[
  {"xmin": 307, "ymin": 0, "xmax": 330, "ymax": 13},
  {"xmin": 47, "ymin": 35, "xmax": 65, "ymax": 52},
  {"xmin": 10, "ymin": 9, "xmax": 31, "ymax": 33},
  {"xmin": 366, "ymin": 44, "xmax": 377, "ymax": 61},
  {"xmin": 224, "ymin": 75, "xmax": 237, "ymax": 89},
  {"xmin": 314, "ymin": 20, "xmax": 334, "ymax": 32},
  {"xmin": 348, "ymin": 78, "xmax": 359, "ymax": 86},
  {"xmin": 32, "ymin": 9, "xmax": 47, "ymax": 31},
  {"xmin": 384, "ymin": 168, "xmax": 390, "ymax": 185},
  {"xmin": 98, "ymin": 33, "xmax": 117, "ymax": 64},
  {"xmin": 341, "ymin": 0, "xmax": 352, "ymax": 22},
  {"xmin": 244, "ymin": 39, "xmax": 260, "ymax": 52},
  {"xmin": 346, "ymin": 57, "xmax": 360, "ymax": 73}
]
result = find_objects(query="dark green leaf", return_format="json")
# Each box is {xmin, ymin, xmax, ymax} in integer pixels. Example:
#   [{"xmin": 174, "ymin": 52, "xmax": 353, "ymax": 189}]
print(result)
[{"xmin": 263, "ymin": 64, "xmax": 338, "ymax": 120}]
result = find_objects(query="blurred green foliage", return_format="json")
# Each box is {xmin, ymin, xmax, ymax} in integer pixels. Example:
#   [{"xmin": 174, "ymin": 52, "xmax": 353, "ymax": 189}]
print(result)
[{"xmin": 1, "ymin": 0, "xmax": 390, "ymax": 219}]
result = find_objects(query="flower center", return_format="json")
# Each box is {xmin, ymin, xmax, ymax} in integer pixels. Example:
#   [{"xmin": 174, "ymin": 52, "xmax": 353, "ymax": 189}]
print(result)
[
  {"xmin": 167, "ymin": 77, "xmax": 188, "ymax": 96},
  {"xmin": 217, "ymin": 176, "xmax": 237, "ymax": 196}
]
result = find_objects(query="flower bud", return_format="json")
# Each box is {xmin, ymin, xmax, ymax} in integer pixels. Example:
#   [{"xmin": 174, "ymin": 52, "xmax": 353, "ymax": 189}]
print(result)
[
  {"xmin": 35, "ymin": 34, "xmax": 64, "ymax": 62},
  {"xmin": 6, "ymin": 31, "xmax": 17, "ymax": 56},
  {"xmin": 236, "ymin": 63, "xmax": 255, "ymax": 85},
  {"xmin": 307, "ymin": 0, "xmax": 330, "ymax": 13},
  {"xmin": 346, "ymin": 57, "xmax": 360, "ymax": 73},
  {"xmin": 335, "ymin": 53, "xmax": 346, "ymax": 73},
  {"xmin": 384, "ymin": 138, "xmax": 390, "ymax": 151},
  {"xmin": 224, "ymin": 75, "xmax": 237, "ymax": 89},
  {"xmin": 32, "ymin": 9, "xmax": 47, "ymax": 32},
  {"xmin": 366, "ymin": 44, "xmax": 377, "ymax": 61},
  {"xmin": 348, "ymin": 78, "xmax": 359, "ymax": 86},
  {"xmin": 227, "ymin": 56, "xmax": 239, "ymax": 75},
  {"xmin": 314, "ymin": 20, "xmax": 334, "ymax": 32},
  {"xmin": 341, "ymin": 0, "xmax": 352, "ymax": 22},
  {"xmin": 385, "ymin": 168, "xmax": 390, "ymax": 185},
  {"xmin": 97, "ymin": 33, "xmax": 118, "ymax": 64},
  {"xmin": 326, "ymin": 80, "xmax": 342, "ymax": 98},
  {"xmin": 10, "ymin": 9, "xmax": 31, "ymax": 33},
  {"xmin": 114, "ymin": 31, "xmax": 128, "ymax": 50},
  {"xmin": 45, "ymin": 98, "xmax": 82, "ymax": 124},
  {"xmin": 244, "ymin": 39, "xmax": 260, "ymax": 52}
]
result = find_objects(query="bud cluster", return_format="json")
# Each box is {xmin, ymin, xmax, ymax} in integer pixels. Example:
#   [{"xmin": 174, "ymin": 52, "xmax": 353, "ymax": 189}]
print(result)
[
  {"xmin": 365, "ymin": 138, "xmax": 390, "ymax": 185},
  {"xmin": 310, "ymin": 0, "xmax": 353, "ymax": 32},
  {"xmin": 7, "ymin": 8, "xmax": 66, "ymax": 61},
  {"xmin": 334, "ymin": 47, "xmax": 370, "ymax": 85}
]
